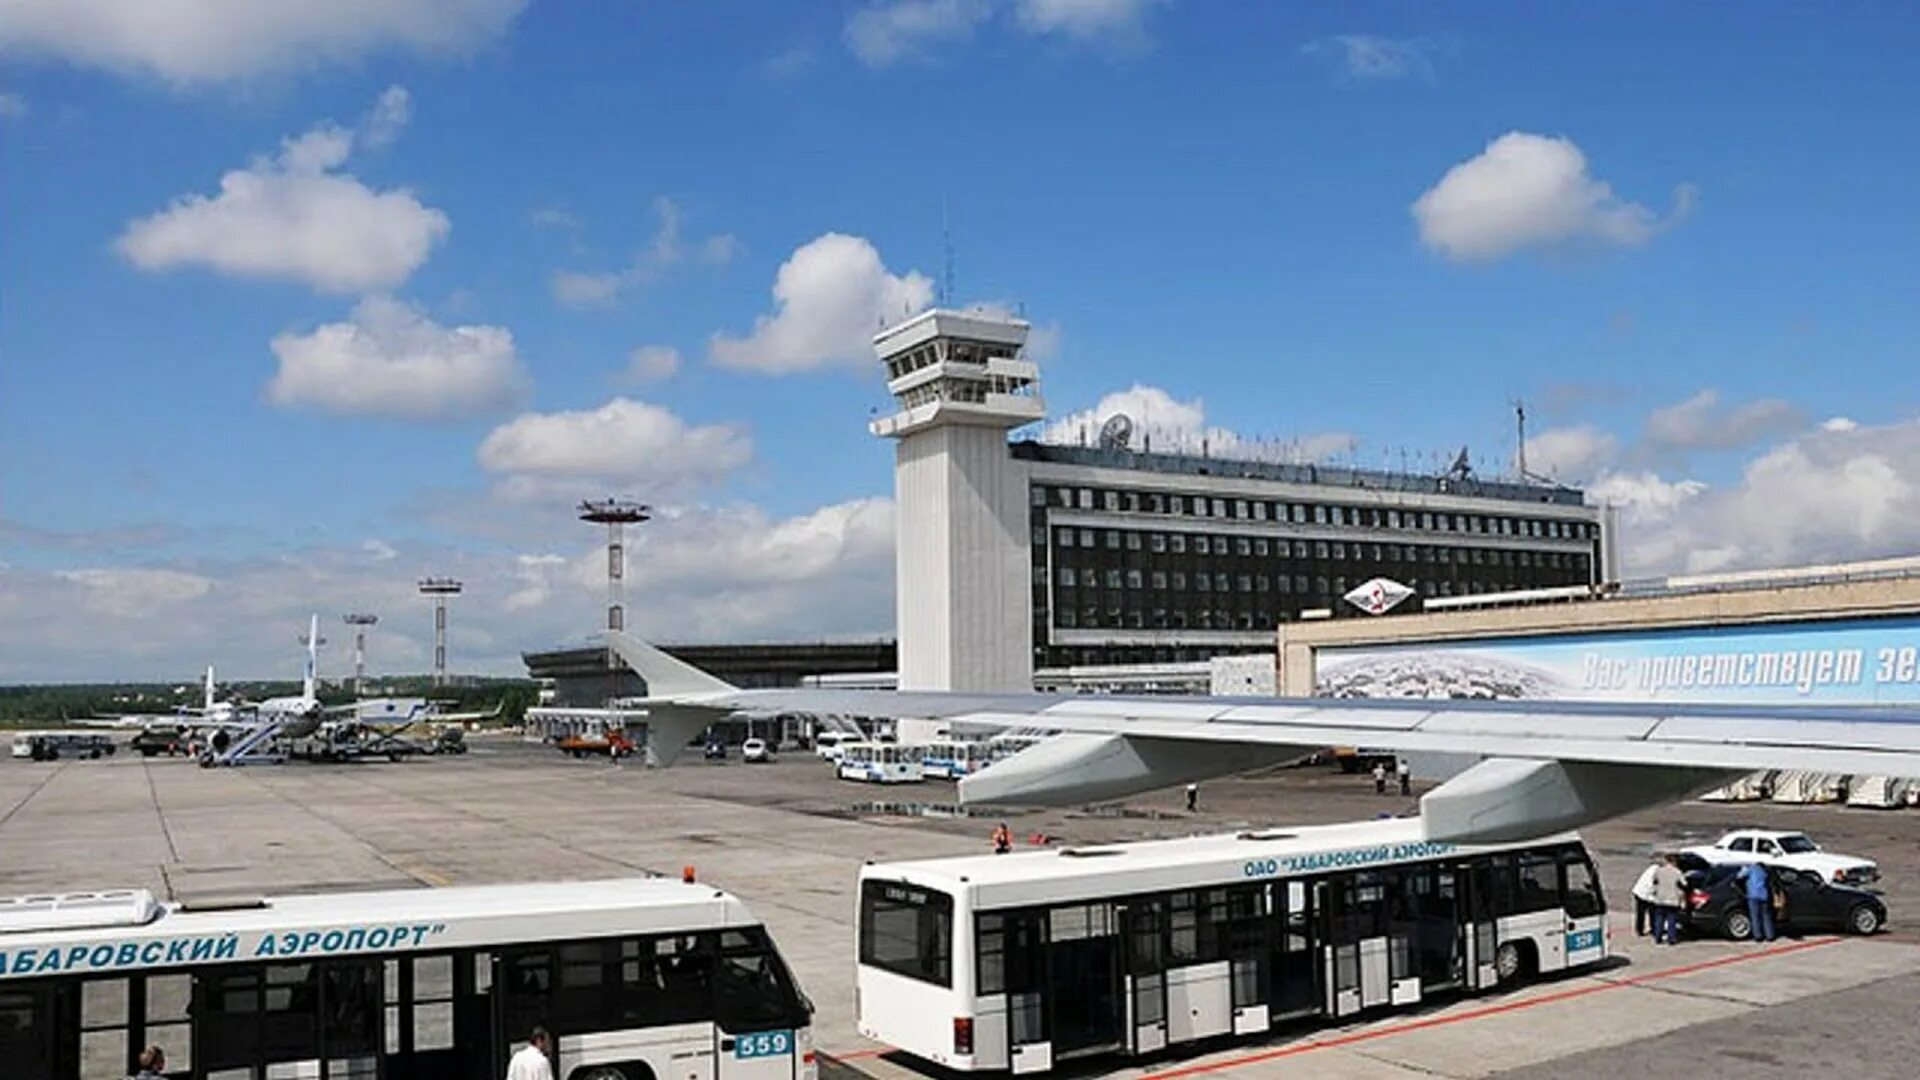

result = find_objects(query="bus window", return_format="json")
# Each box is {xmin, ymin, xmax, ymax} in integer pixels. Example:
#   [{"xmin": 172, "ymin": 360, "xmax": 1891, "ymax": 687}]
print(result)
[
  {"xmin": 146, "ymin": 973, "xmax": 194, "ymax": 1074},
  {"xmin": 410, "ymin": 956, "xmax": 455, "ymax": 1052},
  {"xmin": 977, "ymin": 911, "xmax": 1044, "ymax": 996},
  {"xmin": 713, "ymin": 928, "xmax": 809, "ymax": 1033},
  {"xmin": 80, "ymin": 978, "xmax": 129, "ymax": 1080},
  {"xmin": 1515, "ymin": 853, "xmax": 1561, "ymax": 914},
  {"xmin": 859, "ymin": 881, "xmax": 952, "ymax": 987},
  {"xmin": 1561, "ymin": 855, "xmax": 1603, "ymax": 920}
]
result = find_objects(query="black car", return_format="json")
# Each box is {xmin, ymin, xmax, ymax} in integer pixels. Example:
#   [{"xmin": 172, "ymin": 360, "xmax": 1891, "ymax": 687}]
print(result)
[
  {"xmin": 702, "ymin": 738, "xmax": 727, "ymax": 760},
  {"xmin": 1679, "ymin": 855, "xmax": 1886, "ymax": 938}
]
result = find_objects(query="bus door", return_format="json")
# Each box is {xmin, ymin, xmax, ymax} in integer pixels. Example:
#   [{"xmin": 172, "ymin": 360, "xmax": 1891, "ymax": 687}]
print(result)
[
  {"xmin": 1042, "ymin": 902, "xmax": 1124, "ymax": 1062},
  {"xmin": 1270, "ymin": 879, "xmax": 1318, "ymax": 1021},
  {"xmin": 0, "ymin": 983, "xmax": 58, "ymax": 1079},
  {"xmin": 1224, "ymin": 885, "xmax": 1271, "ymax": 1036},
  {"xmin": 1321, "ymin": 871, "xmax": 1391, "ymax": 1018},
  {"xmin": 985, "ymin": 910, "xmax": 1050, "ymax": 1075},
  {"xmin": 1460, "ymin": 860, "xmax": 1500, "ymax": 990},
  {"xmin": 1119, "ymin": 898, "xmax": 1168, "ymax": 1055},
  {"xmin": 199, "ymin": 959, "xmax": 384, "ymax": 1080},
  {"xmin": 1559, "ymin": 850, "xmax": 1606, "ymax": 967}
]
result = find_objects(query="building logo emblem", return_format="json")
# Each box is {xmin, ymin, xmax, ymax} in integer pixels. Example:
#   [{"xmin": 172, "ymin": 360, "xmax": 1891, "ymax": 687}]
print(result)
[{"xmin": 1345, "ymin": 577, "xmax": 1414, "ymax": 616}]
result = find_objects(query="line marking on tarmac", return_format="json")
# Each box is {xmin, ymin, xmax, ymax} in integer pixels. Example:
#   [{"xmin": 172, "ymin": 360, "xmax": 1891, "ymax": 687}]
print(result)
[{"xmin": 821, "ymin": 938, "xmax": 1844, "ymax": 1075}]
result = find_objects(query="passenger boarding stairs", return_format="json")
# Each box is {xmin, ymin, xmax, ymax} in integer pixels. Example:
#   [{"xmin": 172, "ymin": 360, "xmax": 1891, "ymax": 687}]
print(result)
[{"xmin": 203, "ymin": 718, "xmax": 290, "ymax": 767}]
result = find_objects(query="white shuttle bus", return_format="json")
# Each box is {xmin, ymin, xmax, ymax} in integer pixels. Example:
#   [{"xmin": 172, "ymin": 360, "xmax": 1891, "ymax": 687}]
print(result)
[
  {"xmin": 921, "ymin": 741, "xmax": 993, "ymax": 781},
  {"xmin": 0, "ymin": 878, "xmax": 814, "ymax": 1080},
  {"xmin": 837, "ymin": 743, "xmax": 924, "ymax": 784},
  {"xmin": 856, "ymin": 818, "xmax": 1607, "ymax": 1073}
]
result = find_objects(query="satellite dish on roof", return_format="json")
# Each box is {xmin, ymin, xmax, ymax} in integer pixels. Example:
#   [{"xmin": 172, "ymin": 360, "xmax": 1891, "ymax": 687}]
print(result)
[{"xmin": 1098, "ymin": 413, "xmax": 1134, "ymax": 450}]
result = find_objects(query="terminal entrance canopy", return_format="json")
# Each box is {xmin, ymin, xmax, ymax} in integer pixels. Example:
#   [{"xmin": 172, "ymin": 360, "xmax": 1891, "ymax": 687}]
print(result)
[{"xmin": 609, "ymin": 633, "xmax": 1920, "ymax": 844}]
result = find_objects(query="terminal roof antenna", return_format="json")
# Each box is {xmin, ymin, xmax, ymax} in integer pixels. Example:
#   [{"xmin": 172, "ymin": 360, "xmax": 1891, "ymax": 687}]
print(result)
[{"xmin": 940, "ymin": 194, "xmax": 955, "ymax": 308}]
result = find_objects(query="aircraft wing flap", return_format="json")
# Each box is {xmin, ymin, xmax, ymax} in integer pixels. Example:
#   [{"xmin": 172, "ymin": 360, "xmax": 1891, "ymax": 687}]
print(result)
[
  {"xmin": 1043, "ymin": 698, "xmax": 1237, "ymax": 721},
  {"xmin": 1415, "ymin": 709, "xmax": 1663, "ymax": 741},
  {"xmin": 1221, "ymin": 702, "xmax": 1430, "ymax": 731},
  {"xmin": 1648, "ymin": 715, "xmax": 1920, "ymax": 753}
]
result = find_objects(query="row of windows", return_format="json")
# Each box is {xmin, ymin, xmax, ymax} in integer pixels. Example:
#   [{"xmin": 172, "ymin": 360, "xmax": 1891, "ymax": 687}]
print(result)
[
  {"xmin": 1049, "ymin": 568, "xmax": 1583, "ymax": 596},
  {"xmin": 883, "ymin": 336, "xmax": 1019, "ymax": 382},
  {"xmin": 1033, "ymin": 484, "xmax": 1596, "ymax": 541},
  {"xmin": 1045, "ymin": 527, "xmax": 1587, "ymax": 569}
]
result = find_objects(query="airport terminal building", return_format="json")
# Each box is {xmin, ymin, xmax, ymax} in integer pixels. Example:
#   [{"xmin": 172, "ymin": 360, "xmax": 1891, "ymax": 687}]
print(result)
[{"xmin": 871, "ymin": 308, "xmax": 1615, "ymax": 691}]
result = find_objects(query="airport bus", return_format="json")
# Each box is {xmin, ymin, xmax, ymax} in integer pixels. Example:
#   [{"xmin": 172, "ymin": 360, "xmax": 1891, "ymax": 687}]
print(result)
[
  {"xmin": 921, "ymin": 740, "xmax": 993, "ymax": 781},
  {"xmin": 837, "ymin": 742, "xmax": 924, "ymax": 784},
  {"xmin": 855, "ymin": 818, "xmax": 1607, "ymax": 1073},
  {"xmin": 0, "ymin": 877, "xmax": 815, "ymax": 1080},
  {"xmin": 10, "ymin": 731, "xmax": 117, "ymax": 761}
]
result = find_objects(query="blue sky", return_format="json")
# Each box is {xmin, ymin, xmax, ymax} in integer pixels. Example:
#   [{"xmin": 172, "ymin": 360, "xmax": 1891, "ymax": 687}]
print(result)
[{"xmin": 5, "ymin": 2, "xmax": 1920, "ymax": 680}]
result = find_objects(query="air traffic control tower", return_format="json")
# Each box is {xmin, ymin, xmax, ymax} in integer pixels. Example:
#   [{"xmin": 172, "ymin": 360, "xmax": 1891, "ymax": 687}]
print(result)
[{"xmin": 870, "ymin": 309, "xmax": 1043, "ymax": 692}]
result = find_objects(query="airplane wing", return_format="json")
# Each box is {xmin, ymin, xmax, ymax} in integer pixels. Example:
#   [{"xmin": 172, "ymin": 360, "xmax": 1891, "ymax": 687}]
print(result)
[{"xmin": 608, "ymin": 632, "xmax": 1920, "ymax": 843}]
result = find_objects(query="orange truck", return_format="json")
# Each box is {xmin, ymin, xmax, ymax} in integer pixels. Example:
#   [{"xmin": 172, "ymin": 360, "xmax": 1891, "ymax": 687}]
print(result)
[{"xmin": 553, "ymin": 728, "xmax": 636, "ymax": 759}]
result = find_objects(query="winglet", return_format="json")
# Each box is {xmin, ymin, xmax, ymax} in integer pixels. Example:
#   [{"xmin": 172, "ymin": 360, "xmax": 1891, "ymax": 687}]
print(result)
[{"xmin": 606, "ymin": 632, "xmax": 737, "ymax": 700}]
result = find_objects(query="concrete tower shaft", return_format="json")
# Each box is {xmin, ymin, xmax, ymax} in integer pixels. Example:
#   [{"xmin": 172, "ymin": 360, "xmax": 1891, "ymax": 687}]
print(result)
[{"xmin": 871, "ymin": 309, "xmax": 1043, "ymax": 693}]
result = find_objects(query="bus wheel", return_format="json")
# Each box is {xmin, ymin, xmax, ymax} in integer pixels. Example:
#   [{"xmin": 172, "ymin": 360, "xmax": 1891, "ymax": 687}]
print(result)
[
  {"xmin": 571, "ymin": 1064, "xmax": 648, "ymax": 1080},
  {"xmin": 1494, "ymin": 941, "xmax": 1524, "ymax": 985}
]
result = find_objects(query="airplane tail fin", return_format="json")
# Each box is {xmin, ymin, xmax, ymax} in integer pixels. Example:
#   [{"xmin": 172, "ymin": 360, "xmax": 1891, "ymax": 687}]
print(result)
[
  {"xmin": 204, "ymin": 665, "xmax": 216, "ymax": 711},
  {"xmin": 302, "ymin": 614, "xmax": 319, "ymax": 699},
  {"xmin": 606, "ymin": 632, "xmax": 736, "ymax": 699}
]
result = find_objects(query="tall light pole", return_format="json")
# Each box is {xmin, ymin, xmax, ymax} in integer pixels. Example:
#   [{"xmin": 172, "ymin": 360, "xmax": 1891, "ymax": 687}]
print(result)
[
  {"xmin": 417, "ymin": 578, "xmax": 463, "ymax": 688},
  {"xmin": 343, "ymin": 613, "xmax": 378, "ymax": 696},
  {"xmin": 578, "ymin": 499, "xmax": 651, "ymax": 697}
]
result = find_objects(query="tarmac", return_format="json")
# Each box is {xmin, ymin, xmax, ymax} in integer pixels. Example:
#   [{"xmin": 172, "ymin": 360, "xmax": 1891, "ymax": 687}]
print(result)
[{"xmin": 3, "ymin": 738, "xmax": 1917, "ymax": 1080}]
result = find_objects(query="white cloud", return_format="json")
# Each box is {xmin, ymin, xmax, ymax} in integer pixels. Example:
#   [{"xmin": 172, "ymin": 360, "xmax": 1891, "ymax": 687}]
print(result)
[
  {"xmin": 551, "ymin": 197, "xmax": 735, "ymax": 308},
  {"xmin": 1523, "ymin": 424, "xmax": 1618, "ymax": 481},
  {"xmin": 1822, "ymin": 416, "xmax": 1858, "ymax": 433},
  {"xmin": 1042, "ymin": 384, "xmax": 1355, "ymax": 463},
  {"xmin": 1643, "ymin": 389, "xmax": 1804, "ymax": 451},
  {"xmin": 116, "ymin": 93, "xmax": 448, "ymax": 293},
  {"xmin": 0, "ymin": 91, "xmax": 26, "ymax": 119},
  {"xmin": 845, "ymin": 0, "xmax": 991, "ymax": 66},
  {"xmin": 621, "ymin": 345, "xmax": 682, "ymax": 384},
  {"xmin": 267, "ymin": 296, "xmax": 529, "ymax": 420},
  {"xmin": 710, "ymin": 233, "xmax": 933, "ymax": 374},
  {"xmin": 361, "ymin": 538, "xmax": 399, "ymax": 562},
  {"xmin": 54, "ymin": 567, "xmax": 213, "ymax": 616},
  {"xmin": 1412, "ymin": 132, "xmax": 1692, "ymax": 262},
  {"xmin": 0, "ymin": 496, "xmax": 896, "ymax": 680},
  {"xmin": 0, "ymin": 0, "xmax": 526, "ymax": 84},
  {"xmin": 362, "ymin": 85, "xmax": 411, "ymax": 148},
  {"xmin": 1303, "ymin": 34, "xmax": 1436, "ymax": 80},
  {"xmin": 477, "ymin": 397, "xmax": 753, "ymax": 496},
  {"xmin": 1013, "ymin": 0, "xmax": 1158, "ymax": 43}
]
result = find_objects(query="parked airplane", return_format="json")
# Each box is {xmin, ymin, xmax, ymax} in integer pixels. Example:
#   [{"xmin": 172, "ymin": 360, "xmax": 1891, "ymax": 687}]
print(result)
[
  {"xmin": 607, "ymin": 631, "xmax": 1920, "ymax": 844},
  {"xmin": 82, "ymin": 666, "xmax": 240, "ymax": 730}
]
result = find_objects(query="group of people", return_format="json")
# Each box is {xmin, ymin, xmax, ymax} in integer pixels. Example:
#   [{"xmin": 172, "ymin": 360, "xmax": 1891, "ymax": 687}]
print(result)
[
  {"xmin": 1371, "ymin": 758, "xmax": 1412, "ymax": 796},
  {"xmin": 1631, "ymin": 852, "xmax": 1781, "ymax": 945}
]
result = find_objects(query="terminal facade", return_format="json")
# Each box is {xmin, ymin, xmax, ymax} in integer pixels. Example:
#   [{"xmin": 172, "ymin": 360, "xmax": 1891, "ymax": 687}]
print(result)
[{"xmin": 870, "ymin": 307, "xmax": 1614, "ymax": 692}]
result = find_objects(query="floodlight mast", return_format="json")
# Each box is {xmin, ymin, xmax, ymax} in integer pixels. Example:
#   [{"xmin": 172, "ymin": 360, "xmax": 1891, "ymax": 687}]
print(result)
[
  {"xmin": 417, "ymin": 578, "xmax": 463, "ymax": 688},
  {"xmin": 343, "ymin": 613, "xmax": 378, "ymax": 696},
  {"xmin": 579, "ymin": 498, "xmax": 651, "ymax": 698}
]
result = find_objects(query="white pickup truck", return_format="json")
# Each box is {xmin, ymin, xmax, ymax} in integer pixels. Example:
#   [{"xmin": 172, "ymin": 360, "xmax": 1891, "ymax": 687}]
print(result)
[{"xmin": 1685, "ymin": 829, "xmax": 1880, "ymax": 886}]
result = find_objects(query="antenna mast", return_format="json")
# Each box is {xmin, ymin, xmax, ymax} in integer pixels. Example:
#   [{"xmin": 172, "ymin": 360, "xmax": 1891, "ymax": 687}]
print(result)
[
  {"xmin": 1514, "ymin": 399, "xmax": 1528, "ymax": 480},
  {"xmin": 940, "ymin": 195, "xmax": 955, "ymax": 308}
]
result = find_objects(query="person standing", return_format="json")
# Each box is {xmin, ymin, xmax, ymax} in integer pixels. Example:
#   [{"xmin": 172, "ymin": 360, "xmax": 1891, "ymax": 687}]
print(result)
[
  {"xmin": 1185, "ymin": 783, "xmax": 1199, "ymax": 812},
  {"xmin": 506, "ymin": 1026, "xmax": 554, "ymax": 1080},
  {"xmin": 1631, "ymin": 856, "xmax": 1662, "ymax": 937},
  {"xmin": 1649, "ymin": 854, "xmax": 1686, "ymax": 945},
  {"xmin": 1372, "ymin": 760, "xmax": 1388, "ymax": 795},
  {"xmin": 1396, "ymin": 758, "xmax": 1412, "ymax": 796},
  {"xmin": 1735, "ymin": 861, "xmax": 1775, "ymax": 942}
]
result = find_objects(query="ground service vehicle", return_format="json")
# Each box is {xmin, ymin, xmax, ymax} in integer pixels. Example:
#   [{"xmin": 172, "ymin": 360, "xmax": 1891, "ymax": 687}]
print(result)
[
  {"xmin": 10, "ymin": 732, "xmax": 116, "ymax": 761},
  {"xmin": 812, "ymin": 732, "xmax": 851, "ymax": 761},
  {"xmin": 1681, "ymin": 862, "xmax": 1887, "ymax": 938},
  {"xmin": 838, "ymin": 742, "xmax": 924, "ymax": 784},
  {"xmin": 0, "ymin": 877, "xmax": 815, "ymax": 1080},
  {"xmin": 128, "ymin": 727, "xmax": 189, "ymax": 758},
  {"xmin": 554, "ymin": 728, "xmax": 636, "ymax": 759},
  {"xmin": 742, "ymin": 738, "xmax": 772, "ymax": 763},
  {"xmin": 922, "ymin": 740, "xmax": 993, "ymax": 780},
  {"xmin": 857, "ymin": 819, "xmax": 1607, "ymax": 1073},
  {"xmin": 1684, "ymin": 829, "xmax": 1879, "ymax": 885}
]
